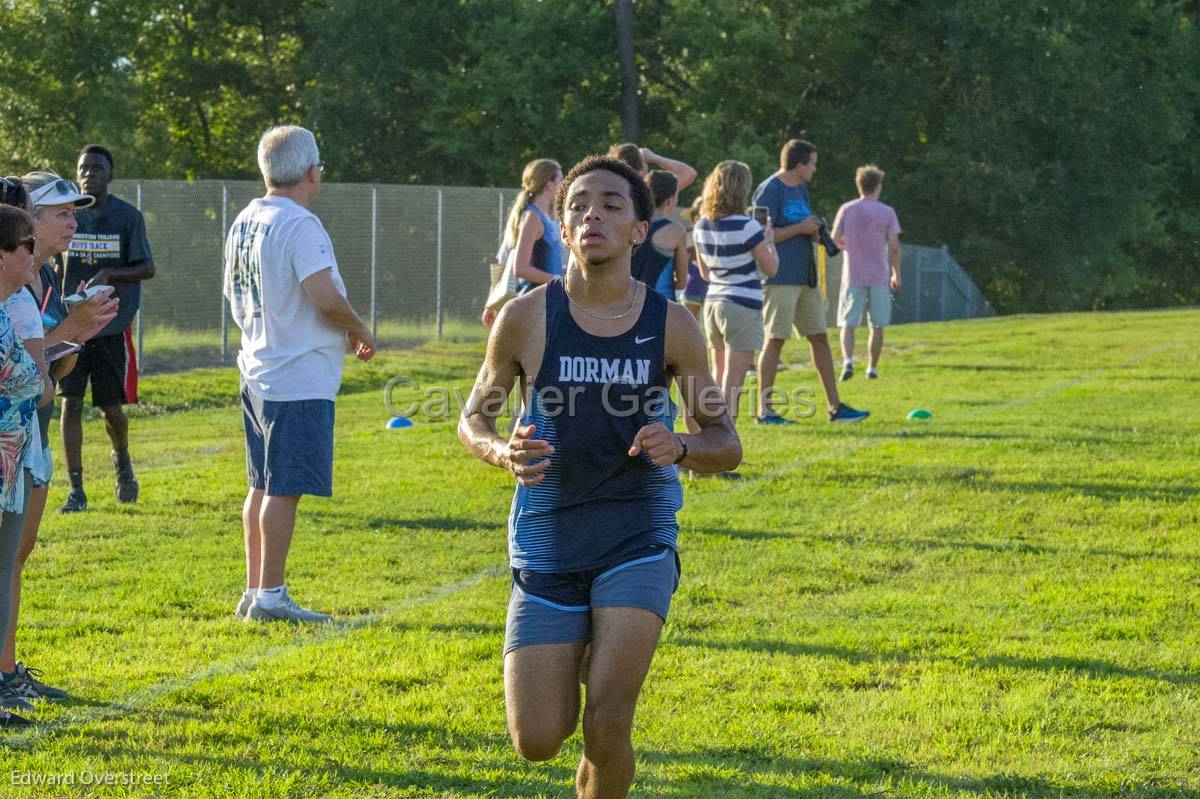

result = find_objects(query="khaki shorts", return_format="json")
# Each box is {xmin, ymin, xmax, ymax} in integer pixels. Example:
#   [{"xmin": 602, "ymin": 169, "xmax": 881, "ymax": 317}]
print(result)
[
  {"xmin": 762, "ymin": 284, "xmax": 827, "ymax": 340},
  {"xmin": 838, "ymin": 285, "xmax": 892, "ymax": 328},
  {"xmin": 703, "ymin": 300, "xmax": 763, "ymax": 352}
]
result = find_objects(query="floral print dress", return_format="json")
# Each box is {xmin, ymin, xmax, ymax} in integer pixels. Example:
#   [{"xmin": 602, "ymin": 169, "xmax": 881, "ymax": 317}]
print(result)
[{"xmin": 0, "ymin": 308, "xmax": 42, "ymax": 513}]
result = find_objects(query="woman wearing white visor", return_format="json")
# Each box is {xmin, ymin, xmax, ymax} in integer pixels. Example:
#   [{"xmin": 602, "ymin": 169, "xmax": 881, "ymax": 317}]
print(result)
[{"xmin": 0, "ymin": 175, "xmax": 116, "ymax": 708}]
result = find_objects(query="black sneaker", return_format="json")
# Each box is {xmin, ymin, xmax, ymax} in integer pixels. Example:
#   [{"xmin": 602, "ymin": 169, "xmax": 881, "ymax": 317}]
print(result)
[
  {"xmin": 11, "ymin": 663, "xmax": 68, "ymax": 700},
  {"xmin": 0, "ymin": 710, "xmax": 31, "ymax": 728},
  {"xmin": 0, "ymin": 679, "xmax": 34, "ymax": 711},
  {"xmin": 113, "ymin": 452, "xmax": 139, "ymax": 504},
  {"xmin": 59, "ymin": 487, "xmax": 88, "ymax": 513},
  {"xmin": 840, "ymin": 362, "xmax": 854, "ymax": 382},
  {"xmin": 829, "ymin": 403, "xmax": 870, "ymax": 423}
]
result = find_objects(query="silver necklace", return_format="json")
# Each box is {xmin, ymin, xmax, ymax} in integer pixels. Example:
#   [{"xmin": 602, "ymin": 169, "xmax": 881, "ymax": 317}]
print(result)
[{"xmin": 566, "ymin": 277, "xmax": 642, "ymax": 320}]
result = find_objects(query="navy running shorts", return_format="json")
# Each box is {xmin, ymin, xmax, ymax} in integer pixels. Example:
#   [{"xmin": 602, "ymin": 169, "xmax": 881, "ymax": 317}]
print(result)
[
  {"xmin": 241, "ymin": 383, "xmax": 335, "ymax": 497},
  {"xmin": 504, "ymin": 547, "xmax": 680, "ymax": 654}
]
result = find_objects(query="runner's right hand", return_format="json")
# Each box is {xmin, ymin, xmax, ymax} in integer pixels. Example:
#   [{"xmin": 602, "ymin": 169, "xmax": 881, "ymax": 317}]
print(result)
[{"xmin": 503, "ymin": 423, "xmax": 554, "ymax": 486}]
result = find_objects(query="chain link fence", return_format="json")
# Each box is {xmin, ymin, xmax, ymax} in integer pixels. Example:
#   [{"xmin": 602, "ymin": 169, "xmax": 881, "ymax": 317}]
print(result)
[
  {"xmin": 822, "ymin": 244, "xmax": 994, "ymax": 325},
  {"xmin": 111, "ymin": 180, "xmax": 991, "ymax": 374}
]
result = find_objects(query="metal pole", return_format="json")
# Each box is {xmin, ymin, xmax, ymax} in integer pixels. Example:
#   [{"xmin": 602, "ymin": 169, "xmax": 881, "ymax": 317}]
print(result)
[
  {"xmin": 370, "ymin": 187, "xmax": 378, "ymax": 339},
  {"xmin": 941, "ymin": 245, "xmax": 951, "ymax": 321},
  {"xmin": 914, "ymin": 248, "xmax": 923, "ymax": 322},
  {"xmin": 436, "ymin": 189, "xmax": 444, "ymax": 340},
  {"xmin": 136, "ymin": 181, "xmax": 144, "ymax": 365},
  {"xmin": 220, "ymin": 183, "xmax": 228, "ymax": 365}
]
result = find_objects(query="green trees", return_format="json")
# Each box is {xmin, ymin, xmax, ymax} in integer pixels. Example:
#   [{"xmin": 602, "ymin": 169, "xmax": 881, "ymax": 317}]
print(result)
[{"xmin": 1, "ymin": 0, "xmax": 1194, "ymax": 311}]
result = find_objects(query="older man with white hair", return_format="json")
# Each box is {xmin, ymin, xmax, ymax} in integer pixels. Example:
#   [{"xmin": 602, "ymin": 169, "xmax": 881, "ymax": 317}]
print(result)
[{"xmin": 224, "ymin": 125, "xmax": 375, "ymax": 624}]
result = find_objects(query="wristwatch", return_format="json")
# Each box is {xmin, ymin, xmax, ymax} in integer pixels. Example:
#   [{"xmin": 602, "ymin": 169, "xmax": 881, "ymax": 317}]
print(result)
[{"xmin": 672, "ymin": 435, "xmax": 688, "ymax": 465}]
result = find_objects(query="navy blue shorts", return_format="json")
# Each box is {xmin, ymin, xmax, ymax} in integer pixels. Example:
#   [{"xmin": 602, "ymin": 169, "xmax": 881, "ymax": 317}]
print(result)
[
  {"xmin": 504, "ymin": 547, "xmax": 680, "ymax": 654},
  {"xmin": 241, "ymin": 384, "xmax": 334, "ymax": 497}
]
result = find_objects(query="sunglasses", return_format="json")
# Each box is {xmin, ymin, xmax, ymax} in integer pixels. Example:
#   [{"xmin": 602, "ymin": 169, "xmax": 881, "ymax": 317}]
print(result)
[
  {"xmin": 1, "ymin": 238, "xmax": 35, "ymax": 259},
  {"xmin": 0, "ymin": 176, "xmax": 26, "ymax": 206},
  {"xmin": 28, "ymin": 178, "xmax": 82, "ymax": 204}
]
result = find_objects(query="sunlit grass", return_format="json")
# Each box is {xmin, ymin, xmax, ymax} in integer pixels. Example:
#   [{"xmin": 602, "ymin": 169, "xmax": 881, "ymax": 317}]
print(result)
[{"xmin": 3, "ymin": 308, "xmax": 1198, "ymax": 797}]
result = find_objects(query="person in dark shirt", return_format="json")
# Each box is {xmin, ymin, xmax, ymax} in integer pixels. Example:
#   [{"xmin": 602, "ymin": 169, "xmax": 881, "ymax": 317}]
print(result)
[
  {"xmin": 58, "ymin": 144, "xmax": 156, "ymax": 512},
  {"xmin": 629, "ymin": 171, "xmax": 687, "ymax": 298},
  {"xmin": 459, "ymin": 155, "xmax": 740, "ymax": 798}
]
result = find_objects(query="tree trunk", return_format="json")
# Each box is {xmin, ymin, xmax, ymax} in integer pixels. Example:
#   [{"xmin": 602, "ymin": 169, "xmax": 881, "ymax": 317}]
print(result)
[{"xmin": 614, "ymin": 0, "xmax": 638, "ymax": 140}]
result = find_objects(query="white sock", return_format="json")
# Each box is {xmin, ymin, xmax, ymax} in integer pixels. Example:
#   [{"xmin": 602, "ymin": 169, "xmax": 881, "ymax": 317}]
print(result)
[
  {"xmin": 256, "ymin": 585, "xmax": 287, "ymax": 608},
  {"xmin": 844, "ymin": 358, "xmax": 854, "ymax": 367}
]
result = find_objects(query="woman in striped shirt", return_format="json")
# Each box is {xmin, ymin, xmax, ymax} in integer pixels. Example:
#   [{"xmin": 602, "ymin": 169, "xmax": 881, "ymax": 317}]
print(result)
[{"xmin": 692, "ymin": 161, "xmax": 777, "ymax": 419}]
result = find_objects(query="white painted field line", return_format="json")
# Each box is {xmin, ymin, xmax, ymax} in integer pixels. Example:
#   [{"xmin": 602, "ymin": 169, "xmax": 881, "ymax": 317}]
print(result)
[{"xmin": 7, "ymin": 564, "xmax": 505, "ymax": 748}]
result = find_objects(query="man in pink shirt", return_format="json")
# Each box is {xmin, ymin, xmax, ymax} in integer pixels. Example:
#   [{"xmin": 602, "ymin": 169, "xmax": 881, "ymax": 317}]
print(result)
[{"xmin": 832, "ymin": 165, "xmax": 901, "ymax": 380}]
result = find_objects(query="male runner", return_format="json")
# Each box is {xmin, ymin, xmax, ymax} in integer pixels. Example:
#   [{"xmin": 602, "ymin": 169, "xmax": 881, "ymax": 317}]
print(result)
[{"xmin": 459, "ymin": 155, "xmax": 741, "ymax": 799}]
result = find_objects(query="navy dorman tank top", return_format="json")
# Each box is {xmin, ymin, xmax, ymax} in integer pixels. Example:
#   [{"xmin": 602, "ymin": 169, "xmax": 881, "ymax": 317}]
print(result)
[
  {"xmin": 629, "ymin": 217, "xmax": 674, "ymax": 291},
  {"xmin": 508, "ymin": 279, "xmax": 683, "ymax": 572}
]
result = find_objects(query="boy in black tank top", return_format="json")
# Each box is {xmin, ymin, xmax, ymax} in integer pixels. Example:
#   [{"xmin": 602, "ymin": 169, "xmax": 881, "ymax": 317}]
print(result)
[
  {"xmin": 460, "ymin": 156, "xmax": 742, "ymax": 798},
  {"xmin": 629, "ymin": 171, "xmax": 688, "ymax": 298}
]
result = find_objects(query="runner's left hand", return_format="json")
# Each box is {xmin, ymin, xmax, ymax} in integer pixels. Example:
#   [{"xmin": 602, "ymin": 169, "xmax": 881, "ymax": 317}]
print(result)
[{"xmin": 628, "ymin": 423, "xmax": 682, "ymax": 466}]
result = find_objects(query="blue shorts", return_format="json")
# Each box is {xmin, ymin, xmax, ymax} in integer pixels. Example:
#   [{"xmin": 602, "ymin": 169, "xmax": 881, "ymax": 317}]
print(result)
[
  {"xmin": 504, "ymin": 548, "xmax": 680, "ymax": 654},
  {"xmin": 241, "ymin": 384, "xmax": 334, "ymax": 497}
]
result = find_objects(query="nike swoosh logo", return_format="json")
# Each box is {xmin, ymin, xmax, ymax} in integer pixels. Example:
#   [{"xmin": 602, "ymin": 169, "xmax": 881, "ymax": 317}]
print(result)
[{"xmin": 634, "ymin": 336, "xmax": 656, "ymax": 344}]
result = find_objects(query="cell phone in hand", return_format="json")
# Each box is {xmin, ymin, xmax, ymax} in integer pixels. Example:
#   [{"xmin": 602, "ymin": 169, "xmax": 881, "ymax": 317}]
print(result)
[
  {"xmin": 63, "ymin": 284, "xmax": 112, "ymax": 305},
  {"xmin": 751, "ymin": 206, "xmax": 770, "ymax": 227},
  {"xmin": 45, "ymin": 341, "xmax": 82, "ymax": 363}
]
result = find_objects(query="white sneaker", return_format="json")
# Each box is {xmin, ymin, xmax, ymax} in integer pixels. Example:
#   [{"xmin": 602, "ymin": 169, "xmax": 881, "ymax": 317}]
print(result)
[
  {"xmin": 235, "ymin": 591, "xmax": 254, "ymax": 620},
  {"xmin": 245, "ymin": 593, "xmax": 332, "ymax": 624}
]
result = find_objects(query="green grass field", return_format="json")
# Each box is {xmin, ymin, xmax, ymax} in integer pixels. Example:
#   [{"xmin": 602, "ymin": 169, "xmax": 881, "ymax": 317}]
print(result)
[
  {"xmin": 2, "ymin": 308, "xmax": 1198, "ymax": 798},
  {"xmin": 135, "ymin": 317, "xmax": 485, "ymax": 374}
]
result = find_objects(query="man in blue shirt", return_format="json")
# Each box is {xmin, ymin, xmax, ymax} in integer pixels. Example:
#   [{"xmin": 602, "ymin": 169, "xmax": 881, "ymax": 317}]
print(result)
[{"xmin": 752, "ymin": 139, "xmax": 868, "ymax": 423}]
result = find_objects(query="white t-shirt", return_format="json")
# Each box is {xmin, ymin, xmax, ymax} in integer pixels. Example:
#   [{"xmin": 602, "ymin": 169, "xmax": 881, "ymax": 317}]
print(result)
[
  {"xmin": 223, "ymin": 196, "xmax": 348, "ymax": 401},
  {"xmin": 3, "ymin": 290, "xmax": 44, "ymax": 469}
]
